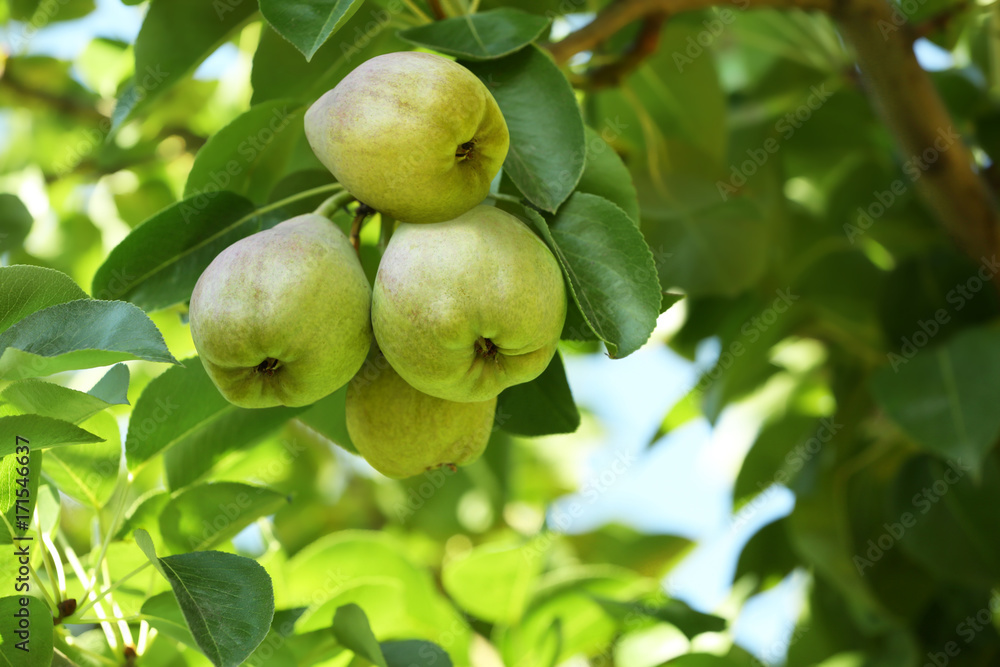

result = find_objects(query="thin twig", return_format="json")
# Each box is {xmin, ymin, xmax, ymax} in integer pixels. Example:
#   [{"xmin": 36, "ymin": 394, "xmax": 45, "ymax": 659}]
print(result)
[
  {"xmin": 582, "ymin": 14, "xmax": 667, "ymax": 89},
  {"xmin": 428, "ymin": 0, "xmax": 448, "ymax": 19}
]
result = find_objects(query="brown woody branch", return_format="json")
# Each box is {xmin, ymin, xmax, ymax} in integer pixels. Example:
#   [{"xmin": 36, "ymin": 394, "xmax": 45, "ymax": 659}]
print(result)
[
  {"xmin": 546, "ymin": 0, "xmax": 834, "ymax": 64},
  {"xmin": 547, "ymin": 0, "xmax": 1000, "ymax": 294},
  {"xmin": 583, "ymin": 14, "xmax": 667, "ymax": 89},
  {"xmin": 834, "ymin": 1, "xmax": 1000, "ymax": 288},
  {"xmin": 1, "ymin": 73, "xmax": 207, "ymax": 165}
]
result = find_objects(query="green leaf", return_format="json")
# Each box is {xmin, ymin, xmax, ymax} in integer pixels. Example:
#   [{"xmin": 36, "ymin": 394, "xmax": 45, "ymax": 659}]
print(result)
[
  {"xmin": 733, "ymin": 415, "xmax": 820, "ymax": 506},
  {"xmin": 565, "ymin": 525, "xmax": 692, "ymax": 577},
  {"xmin": 151, "ymin": 547, "xmax": 275, "ymax": 667},
  {"xmin": 32, "ymin": 483, "xmax": 60, "ymax": 537},
  {"xmin": 251, "ymin": 6, "xmax": 408, "ymax": 104},
  {"xmin": 787, "ymin": 471, "xmax": 887, "ymax": 630},
  {"xmin": 442, "ymin": 541, "xmax": 545, "ymax": 624},
  {"xmin": 10, "ymin": 0, "xmax": 93, "ymax": 23},
  {"xmin": 382, "ymin": 641, "xmax": 453, "ymax": 667},
  {"xmin": 646, "ymin": 197, "xmax": 770, "ymax": 298},
  {"xmin": 648, "ymin": 388, "xmax": 701, "ymax": 446},
  {"xmin": 0, "ymin": 300, "xmax": 177, "ymax": 380},
  {"xmin": 113, "ymin": 0, "xmax": 257, "ymax": 128},
  {"xmin": 268, "ymin": 170, "xmax": 339, "ymax": 215},
  {"xmin": 87, "ymin": 363, "xmax": 130, "ymax": 406},
  {"xmin": 124, "ymin": 358, "xmax": 304, "ymax": 479},
  {"xmin": 134, "ymin": 528, "xmax": 167, "ymax": 576},
  {"xmin": 659, "ymin": 655, "xmax": 743, "ymax": 667},
  {"xmin": 184, "ymin": 100, "xmax": 306, "ymax": 204},
  {"xmin": 8, "ymin": 0, "xmax": 41, "ymax": 20},
  {"xmin": 297, "ymin": 385, "xmax": 356, "ymax": 454},
  {"xmin": 333, "ymin": 604, "xmax": 388, "ymax": 667},
  {"xmin": 0, "ymin": 595, "xmax": 53, "ymax": 665},
  {"xmin": 280, "ymin": 531, "xmax": 470, "ymax": 652},
  {"xmin": 591, "ymin": 596, "xmax": 726, "ymax": 639},
  {"xmin": 399, "ymin": 9, "xmax": 550, "ymax": 60},
  {"xmin": 466, "ymin": 46, "xmax": 585, "ymax": 212},
  {"xmin": 500, "ymin": 567, "xmax": 638, "ymax": 664},
  {"xmin": 0, "ymin": 448, "xmax": 40, "ymax": 544},
  {"xmin": 0, "ymin": 415, "xmax": 103, "ymax": 457},
  {"xmin": 141, "ymin": 591, "xmax": 200, "ymax": 650},
  {"xmin": 871, "ymin": 326, "xmax": 1000, "ymax": 477},
  {"xmin": 889, "ymin": 454, "xmax": 1000, "ymax": 588},
  {"xmin": 734, "ymin": 518, "xmax": 798, "ymax": 593},
  {"xmin": 159, "ymin": 482, "xmax": 289, "ymax": 553},
  {"xmin": 116, "ymin": 492, "xmax": 171, "ymax": 543},
  {"xmin": 575, "ymin": 127, "xmax": 640, "ymax": 224},
  {"xmin": 0, "ymin": 265, "xmax": 88, "ymax": 334},
  {"xmin": 0, "ymin": 193, "xmax": 32, "ymax": 254},
  {"xmin": 91, "ymin": 191, "xmax": 261, "ymax": 311},
  {"xmin": 259, "ymin": 0, "xmax": 366, "ymax": 61},
  {"xmin": 496, "ymin": 352, "xmax": 579, "ymax": 436},
  {"xmin": 42, "ymin": 412, "xmax": 121, "ymax": 508},
  {"xmin": 0, "ymin": 379, "xmax": 117, "ymax": 424},
  {"xmin": 524, "ymin": 193, "xmax": 661, "ymax": 357}
]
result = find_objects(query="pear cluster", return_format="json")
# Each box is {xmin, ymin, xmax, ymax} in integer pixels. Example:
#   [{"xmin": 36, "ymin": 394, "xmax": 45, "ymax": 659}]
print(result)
[{"xmin": 189, "ymin": 52, "xmax": 567, "ymax": 479}]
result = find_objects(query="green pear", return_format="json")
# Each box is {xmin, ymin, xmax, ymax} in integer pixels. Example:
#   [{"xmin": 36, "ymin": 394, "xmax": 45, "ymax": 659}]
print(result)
[
  {"xmin": 189, "ymin": 214, "xmax": 372, "ymax": 408},
  {"xmin": 304, "ymin": 52, "xmax": 509, "ymax": 224},
  {"xmin": 346, "ymin": 350, "xmax": 496, "ymax": 479},
  {"xmin": 372, "ymin": 205, "xmax": 567, "ymax": 403}
]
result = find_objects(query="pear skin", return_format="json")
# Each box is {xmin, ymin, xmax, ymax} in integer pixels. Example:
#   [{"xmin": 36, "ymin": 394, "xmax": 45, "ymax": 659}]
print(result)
[
  {"xmin": 304, "ymin": 52, "xmax": 509, "ymax": 224},
  {"xmin": 346, "ymin": 351, "xmax": 496, "ymax": 479},
  {"xmin": 372, "ymin": 205, "xmax": 567, "ymax": 402},
  {"xmin": 190, "ymin": 214, "xmax": 372, "ymax": 408}
]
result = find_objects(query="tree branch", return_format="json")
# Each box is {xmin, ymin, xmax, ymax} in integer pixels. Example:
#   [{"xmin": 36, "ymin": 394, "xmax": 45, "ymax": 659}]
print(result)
[
  {"xmin": 547, "ymin": 0, "xmax": 1000, "ymax": 294},
  {"xmin": 582, "ymin": 14, "xmax": 667, "ymax": 89},
  {"xmin": 546, "ymin": 0, "xmax": 834, "ymax": 64},
  {"xmin": 834, "ymin": 1, "xmax": 1000, "ymax": 290},
  {"xmin": 1, "ymin": 73, "xmax": 208, "ymax": 163}
]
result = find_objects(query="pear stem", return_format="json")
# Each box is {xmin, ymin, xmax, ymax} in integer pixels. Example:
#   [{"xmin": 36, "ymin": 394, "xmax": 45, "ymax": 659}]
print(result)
[
  {"xmin": 314, "ymin": 190, "xmax": 356, "ymax": 221},
  {"xmin": 350, "ymin": 203, "xmax": 376, "ymax": 255}
]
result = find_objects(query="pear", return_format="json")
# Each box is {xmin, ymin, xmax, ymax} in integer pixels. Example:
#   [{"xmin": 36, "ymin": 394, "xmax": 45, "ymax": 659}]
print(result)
[
  {"xmin": 189, "ymin": 214, "xmax": 372, "ymax": 408},
  {"xmin": 372, "ymin": 205, "xmax": 567, "ymax": 403},
  {"xmin": 346, "ymin": 350, "xmax": 496, "ymax": 479},
  {"xmin": 304, "ymin": 52, "xmax": 509, "ymax": 224}
]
